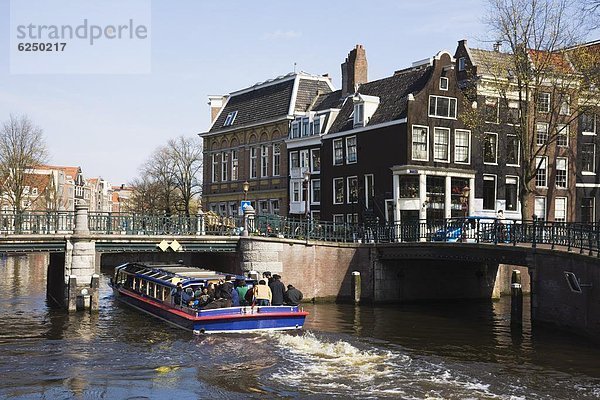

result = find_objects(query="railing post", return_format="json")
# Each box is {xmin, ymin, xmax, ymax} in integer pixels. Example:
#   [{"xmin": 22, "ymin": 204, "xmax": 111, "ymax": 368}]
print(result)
[
  {"xmin": 196, "ymin": 211, "xmax": 205, "ymax": 235},
  {"xmin": 580, "ymin": 223, "xmax": 584, "ymax": 254},
  {"xmin": 532, "ymin": 217, "xmax": 537, "ymax": 248}
]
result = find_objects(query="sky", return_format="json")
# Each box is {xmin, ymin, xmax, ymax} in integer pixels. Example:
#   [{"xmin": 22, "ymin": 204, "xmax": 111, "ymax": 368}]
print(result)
[{"xmin": 0, "ymin": 0, "xmax": 491, "ymax": 186}]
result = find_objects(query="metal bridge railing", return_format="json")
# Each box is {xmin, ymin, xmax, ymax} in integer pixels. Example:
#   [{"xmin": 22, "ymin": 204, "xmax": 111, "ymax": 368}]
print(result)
[{"xmin": 0, "ymin": 212, "xmax": 598, "ymax": 257}]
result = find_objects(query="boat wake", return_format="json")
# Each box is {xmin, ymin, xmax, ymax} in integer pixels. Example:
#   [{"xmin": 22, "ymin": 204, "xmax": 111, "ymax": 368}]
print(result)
[{"xmin": 265, "ymin": 331, "xmax": 509, "ymax": 399}]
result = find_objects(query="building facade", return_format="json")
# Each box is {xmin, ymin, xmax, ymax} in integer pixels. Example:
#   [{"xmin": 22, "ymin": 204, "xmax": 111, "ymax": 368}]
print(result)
[{"xmin": 200, "ymin": 72, "xmax": 334, "ymax": 217}]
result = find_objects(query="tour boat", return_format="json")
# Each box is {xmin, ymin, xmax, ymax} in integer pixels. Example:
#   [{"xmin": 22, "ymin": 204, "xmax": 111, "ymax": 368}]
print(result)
[{"xmin": 110, "ymin": 262, "xmax": 308, "ymax": 334}]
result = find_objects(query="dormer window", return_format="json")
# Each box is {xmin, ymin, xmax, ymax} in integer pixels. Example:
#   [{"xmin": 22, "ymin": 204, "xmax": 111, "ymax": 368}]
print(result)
[
  {"xmin": 223, "ymin": 111, "xmax": 238, "ymax": 127},
  {"xmin": 352, "ymin": 94, "xmax": 380, "ymax": 128},
  {"xmin": 313, "ymin": 115, "xmax": 322, "ymax": 135},
  {"xmin": 353, "ymin": 103, "xmax": 364, "ymax": 127},
  {"xmin": 439, "ymin": 77, "xmax": 449, "ymax": 91}
]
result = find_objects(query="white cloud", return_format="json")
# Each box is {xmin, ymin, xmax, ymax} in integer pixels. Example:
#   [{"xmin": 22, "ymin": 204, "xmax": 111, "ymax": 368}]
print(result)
[{"xmin": 262, "ymin": 30, "xmax": 302, "ymax": 40}]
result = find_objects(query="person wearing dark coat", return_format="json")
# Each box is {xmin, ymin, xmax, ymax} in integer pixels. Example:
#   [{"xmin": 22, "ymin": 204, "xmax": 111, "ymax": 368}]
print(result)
[
  {"xmin": 269, "ymin": 274, "xmax": 286, "ymax": 306},
  {"xmin": 284, "ymin": 284, "xmax": 303, "ymax": 306}
]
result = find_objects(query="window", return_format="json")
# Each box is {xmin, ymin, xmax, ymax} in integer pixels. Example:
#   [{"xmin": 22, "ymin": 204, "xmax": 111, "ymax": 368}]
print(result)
[
  {"xmin": 31, "ymin": 187, "xmax": 38, "ymax": 196},
  {"xmin": 212, "ymin": 153, "xmax": 219, "ymax": 182},
  {"xmin": 301, "ymin": 117, "xmax": 310, "ymax": 137},
  {"xmin": 439, "ymin": 77, "xmax": 449, "ymax": 90},
  {"xmin": 483, "ymin": 175, "xmax": 496, "ymax": 210},
  {"xmin": 223, "ymin": 111, "xmax": 238, "ymax": 127},
  {"xmin": 300, "ymin": 149, "xmax": 309, "ymax": 169},
  {"xmin": 271, "ymin": 199, "xmax": 280, "ymax": 215},
  {"xmin": 581, "ymin": 113, "xmax": 596, "ymax": 135},
  {"xmin": 557, "ymin": 124, "xmax": 569, "ymax": 146},
  {"xmin": 347, "ymin": 176, "xmax": 358, "ymax": 204},
  {"xmin": 333, "ymin": 178, "xmax": 344, "ymax": 204},
  {"xmin": 412, "ymin": 125, "xmax": 429, "ymax": 161},
  {"xmin": 258, "ymin": 200, "xmax": 269, "ymax": 215},
  {"xmin": 231, "ymin": 150, "xmax": 239, "ymax": 180},
  {"xmin": 506, "ymin": 176, "xmax": 518, "ymax": 211},
  {"xmin": 290, "ymin": 151, "xmax": 299, "ymax": 169},
  {"xmin": 221, "ymin": 151, "xmax": 229, "ymax": 181},
  {"xmin": 484, "ymin": 132, "xmax": 497, "ymax": 164},
  {"xmin": 346, "ymin": 136, "xmax": 357, "ymax": 164},
  {"xmin": 291, "ymin": 181, "xmax": 301, "ymax": 202},
  {"xmin": 581, "ymin": 143, "xmax": 595, "ymax": 173},
  {"xmin": 506, "ymin": 134, "xmax": 520, "ymax": 166},
  {"xmin": 229, "ymin": 202, "xmax": 237, "ymax": 217},
  {"xmin": 536, "ymin": 123, "xmax": 548, "ymax": 145},
  {"xmin": 556, "ymin": 158, "xmax": 567, "ymax": 189},
  {"xmin": 333, "ymin": 139, "xmax": 344, "ymax": 165},
  {"xmin": 333, "ymin": 214, "xmax": 345, "ymax": 225},
  {"xmin": 537, "ymin": 92, "xmax": 550, "ymax": 113},
  {"xmin": 311, "ymin": 149, "xmax": 320, "ymax": 173},
  {"xmin": 313, "ymin": 115, "xmax": 322, "ymax": 135},
  {"xmin": 347, "ymin": 214, "xmax": 358, "ymax": 224},
  {"xmin": 484, "ymin": 97, "xmax": 498, "ymax": 123},
  {"xmin": 507, "ymin": 101, "xmax": 520, "ymax": 124},
  {"xmin": 559, "ymin": 94, "xmax": 570, "ymax": 115},
  {"xmin": 535, "ymin": 156, "xmax": 547, "ymax": 187},
  {"xmin": 428, "ymin": 95, "xmax": 457, "ymax": 118},
  {"xmin": 354, "ymin": 103, "xmax": 364, "ymax": 127},
  {"xmin": 291, "ymin": 120, "xmax": 300, "ymax": 138},
  {"xmin": 433, "ymin": 127, "xmax": 450, "ymax": 162},
  {"xmin": 365, "ymin": 174, "xmax": 374, "ymax": 209},
  {"xmin": 555, "ymin": 197, "xmax": 567, "ymax": 222},
  {"xmin": 534, "ymin": 196, "xmax": 546, "ymax": 220},
  {"xmin": 458, "ymin": 57, "xmax": 466, "ymax": 71},
  {"xmin": 272, "ymin": 144, "xmax": 280, "ymax": 176},
  {"xmin": 454, "ymin": 129, "xmax": 470, "ymax": 164},
  {"xmin": 250, "ymin": 147, "xmax": 257, "ymax": 178},
  {"xmin": 311, "ymin": 179, "xmax": 321, "ymax": 204},
  {"xmin": 260, "ymin": 145, "xmax": 268, "ymax": 177},
  {"xmin": 581, "ymin": 198, "xmax": 594, "ymax": 224}
]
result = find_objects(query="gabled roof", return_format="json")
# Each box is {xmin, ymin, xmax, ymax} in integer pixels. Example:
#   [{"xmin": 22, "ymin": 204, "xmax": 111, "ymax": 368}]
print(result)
[
  {"xmin": 468, "ymin": 48, "xmax": 514, "ymax": 77},
  {"xmin": 23, "ymin": 173, "xmax": 51, "ymax": 191},
  {"xmin": 36, "ymin": 165, "xmax": 81, "ymax": 180},
  {"xmin": 327, "ymin": 67, "xmax": 432, "ymax": 134},
  {"xmin": 207, "ymin": 73, "xmax": 334, "ymax": 134}
]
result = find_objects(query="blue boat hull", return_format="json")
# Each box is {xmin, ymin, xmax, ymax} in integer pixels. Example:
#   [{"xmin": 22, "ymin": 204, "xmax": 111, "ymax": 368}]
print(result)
[{"xmin": 113, "ymin": 287, "xmax": 308, "ymax": 334}]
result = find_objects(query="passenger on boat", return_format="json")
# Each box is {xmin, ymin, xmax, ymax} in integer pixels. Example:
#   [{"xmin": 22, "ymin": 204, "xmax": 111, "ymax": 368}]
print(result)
[
  {"xmin": 262, "ymin": 271, "xmax": 273, "ymax": 286},
  {"xmin": 236, "ymin": 279, "xmax": 249, "ymax": 306},
  {"xmin": 182, "ymin": 287, "xmax": 194, "ymax": 306},
  {"xmin": 269, "ymin": 274, "xmax": 286, "ymax": 306},
  {"xmin": 170, "ymin": 282, "xmax": 183, "ymax": 306},
  {"xmin": 284, "ymin": 284, "xmax": 303, "ymax": 306},
  {"xmin": 253, "ymin": 280, "xmax": 272, "ymax": 306},
  {"xmin": 244, "ymin": 280, "xmax": 257, "ymax": 305},
  {"xmin": 214, "ymin": 276, "xmax": 234, "ymax": 307},
  {"xmin": 207, "ymin": 282, "xmax": 216, "ymax": 300},
  {"xmin": 231, "ymin": 284, "xmax": 240, "ymax": 306},
  {"xmin": 197, "ymin": 287, "xmax": 211, "ymax": 307}
]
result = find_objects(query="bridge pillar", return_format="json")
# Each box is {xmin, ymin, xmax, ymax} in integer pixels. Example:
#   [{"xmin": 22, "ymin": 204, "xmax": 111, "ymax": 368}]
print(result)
[{"xmin": 64, "ymin": 202, "xmax": 99, "ymax": 312}]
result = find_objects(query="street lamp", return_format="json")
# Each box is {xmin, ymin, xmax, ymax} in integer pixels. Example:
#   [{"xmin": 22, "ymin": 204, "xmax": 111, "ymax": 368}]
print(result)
[
  {"xmin": 242, "ymin": 181, "xmax": 249, "ymax": 201},
  {"xmin": 302, "ymin": 171, "xmax": 311, "ymax": 220},
  {"xmin": 461, "ymin": 185, "xmax": 471, "ymax": 217}
]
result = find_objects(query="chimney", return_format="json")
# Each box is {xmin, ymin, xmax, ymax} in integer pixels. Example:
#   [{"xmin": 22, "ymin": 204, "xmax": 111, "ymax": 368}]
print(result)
[
  {"xmin": 208, "ymin": 95, "xmax": 227, "ymax": 124},
  {"xmin": 493, "ymin": 40, "xmax": 502, "ymax": 52},
  {"xmin": 341, "ymin": 44, "xmax": 368, "ymax": 97}
]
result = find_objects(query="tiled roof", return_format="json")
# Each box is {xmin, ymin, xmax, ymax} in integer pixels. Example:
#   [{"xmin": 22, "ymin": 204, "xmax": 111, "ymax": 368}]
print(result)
[
  {"xmin": 311, "ymin": 90, "xmax": 344, "ymax": 111},
  {"xmin": 209, "ymin": 79, "xmax": 294, "ymax": 132},
  {"xmin": 23, "ymin": 173, "xmax": 51, "ymax": 191},
  {"xmin": 293, "ymin": 79, "xmax": 334, "ymax": 112},
  {"xmin": 528, "ymin": 49, "xmax": 575, "ymax": 74},
  {"xmin": 208, "ymin": 73, "xmax": 333, "ymax": 133},
  {"xmin": 469, "ymin": 48, "xmax": 514, "ymax": 77},
  {"xmin": 37, "ymin": 165, "xmax": 81, "ymax": 179},
  {"xmin": 328, "ymin": 67, "xmax": 432, "ymax": 134}
]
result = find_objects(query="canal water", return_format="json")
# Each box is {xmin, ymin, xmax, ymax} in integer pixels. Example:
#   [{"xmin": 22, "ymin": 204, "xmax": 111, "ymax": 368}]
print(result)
[{"xmin": 1, "ymin": 255, "xmax": 600, "ymax": 399}]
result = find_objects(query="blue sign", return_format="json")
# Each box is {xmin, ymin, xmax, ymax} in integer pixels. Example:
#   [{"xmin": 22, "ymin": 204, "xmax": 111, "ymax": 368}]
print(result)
[{"xmin": 240, "ymin": 201, "xmax": 251, "ymax": 210}]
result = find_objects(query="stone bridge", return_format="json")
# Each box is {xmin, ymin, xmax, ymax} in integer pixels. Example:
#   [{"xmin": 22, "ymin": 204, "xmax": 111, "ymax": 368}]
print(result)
[{"xmin": 1, "ymin": 205, "xmax": 600, "ymax": 339}]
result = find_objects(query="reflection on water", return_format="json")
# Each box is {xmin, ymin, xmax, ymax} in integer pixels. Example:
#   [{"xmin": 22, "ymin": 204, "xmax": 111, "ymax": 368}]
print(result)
[{"xmin": 0, "ymin": 254, "xmax": 600, "ymax": 399}]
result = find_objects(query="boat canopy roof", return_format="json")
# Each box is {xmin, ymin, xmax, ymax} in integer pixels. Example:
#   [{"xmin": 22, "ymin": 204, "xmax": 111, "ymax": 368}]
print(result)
[{"xmin": 115, "ymin": 262, "xmax": 249, "ymax": 288}]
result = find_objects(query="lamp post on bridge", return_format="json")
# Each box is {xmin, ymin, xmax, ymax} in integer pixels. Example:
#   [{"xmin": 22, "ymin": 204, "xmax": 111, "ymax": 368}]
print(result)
[{"xmin": 303, "ymin": 170, "xmax": 311, "ymax": 242}]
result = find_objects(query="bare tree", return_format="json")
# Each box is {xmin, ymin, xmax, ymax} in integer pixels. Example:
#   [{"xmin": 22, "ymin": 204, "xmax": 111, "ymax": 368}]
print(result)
[
  {"xmin": 167, "ymin": 136, "xmax": 203, "ymax": 216},
  {"xmin": 0, "ymin": 115, "xmax": 48, "ymax": 214},
  {"xmin": 464, "ymin": 0, "xmax": 598, "ymax": 220},
  {"xmin": 140, "ymin": 146, "xmax": 178, "ymax": 215},
  {"xmin": 129, "ymin": 175, "xmax": 163, "ymax": 213}
]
